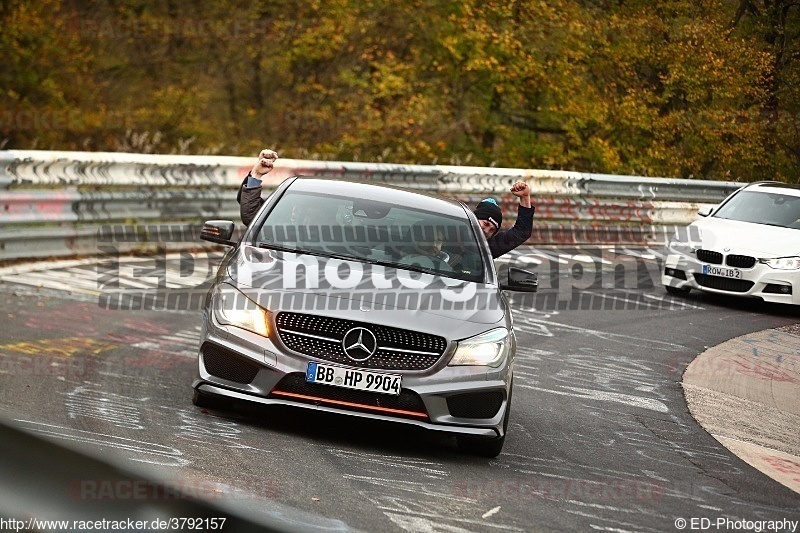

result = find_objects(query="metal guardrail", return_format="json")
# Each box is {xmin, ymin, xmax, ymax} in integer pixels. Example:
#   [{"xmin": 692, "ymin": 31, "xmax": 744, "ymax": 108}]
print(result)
[{"xmin": 0, "ymin": 150, "xmax": 743, "ymax": 261}]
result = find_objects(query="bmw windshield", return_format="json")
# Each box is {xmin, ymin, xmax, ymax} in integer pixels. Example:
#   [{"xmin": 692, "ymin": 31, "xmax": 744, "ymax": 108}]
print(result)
[{"xmin": 713, "ymin": 190, "xmax": 800, "ymax": 229}]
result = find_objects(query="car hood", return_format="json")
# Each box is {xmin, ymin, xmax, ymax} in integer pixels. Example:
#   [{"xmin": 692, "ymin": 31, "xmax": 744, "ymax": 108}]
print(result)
[
  {"xmin": 225, "ymin": 246, "xmax": 506, "ymax": 328},
  {"xmin": 691, "ymin": 217, "xmax": 800, "ymax": 257}
]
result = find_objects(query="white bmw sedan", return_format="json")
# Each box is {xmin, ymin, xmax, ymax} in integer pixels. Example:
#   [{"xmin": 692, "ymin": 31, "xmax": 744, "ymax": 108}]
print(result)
[{"xmin": 663, "ymin": 181, "xmax": 800, "ymax": 305}]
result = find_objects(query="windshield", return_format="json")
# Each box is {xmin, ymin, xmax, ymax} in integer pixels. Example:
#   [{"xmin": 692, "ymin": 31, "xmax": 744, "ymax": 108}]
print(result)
[
  {"xmin": 253, "ymin": 190, "xmax": 485, "ymax": 282},
  {"xmin": 713, "ymin": 190, "xmax": 800, "ymax": 229}
]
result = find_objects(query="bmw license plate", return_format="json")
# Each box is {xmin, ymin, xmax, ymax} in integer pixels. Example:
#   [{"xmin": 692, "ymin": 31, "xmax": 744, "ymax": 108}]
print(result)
[
  {"xmin": 702, "ymin": 265, "xmax": 742, "ymax": 279},
  {"xmin": 305, "ymin": 362, "xmax": 402, "ymax": 396}
]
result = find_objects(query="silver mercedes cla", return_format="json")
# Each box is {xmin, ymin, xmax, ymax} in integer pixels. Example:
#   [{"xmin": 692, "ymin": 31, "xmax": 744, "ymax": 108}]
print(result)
[{"xmin": 193, "ymin": 177, "xmax": 537, "ymax": 457}]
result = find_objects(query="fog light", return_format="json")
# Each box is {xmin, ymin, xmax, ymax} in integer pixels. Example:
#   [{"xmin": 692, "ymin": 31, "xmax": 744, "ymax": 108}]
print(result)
[
  {"xmin": 763, "ymin": 283, "xmax": 793, "ymax": 295},
  {"xmin": 665, "ymin": 268, "xmax": 687, "ymax": 280}
]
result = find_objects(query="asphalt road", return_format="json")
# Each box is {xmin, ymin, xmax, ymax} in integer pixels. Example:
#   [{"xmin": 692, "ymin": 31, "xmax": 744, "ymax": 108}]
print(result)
[{"xmin": 0, "ymin": 248, "xmax": 799, "ymax": 532}]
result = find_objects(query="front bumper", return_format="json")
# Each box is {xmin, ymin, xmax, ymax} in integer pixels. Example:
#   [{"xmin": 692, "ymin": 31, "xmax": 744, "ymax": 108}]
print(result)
[
  {"xmin": 192, "ymin": 312, "xmax": 512, "ymax": 439},
  {"xmin": 193, "ymin": 382, "xmax": 501, "ymax": 438},
  {"xmin": 662, "ymin": 251, "xmax": 799, "ymax": 305}
]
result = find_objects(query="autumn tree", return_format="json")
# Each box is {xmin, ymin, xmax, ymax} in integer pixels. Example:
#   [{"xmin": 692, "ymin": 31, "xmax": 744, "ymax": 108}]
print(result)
[
  {"xmin": 729, "ymin": 0, "xmax": 800, "ymax": 179},
  {"xmin": 1, "ymin": 0, "xmax": 797, "ymax": 180},
  {"xmin": 0, "ymin": 0, "xmax": 95, "ymax": 149}
]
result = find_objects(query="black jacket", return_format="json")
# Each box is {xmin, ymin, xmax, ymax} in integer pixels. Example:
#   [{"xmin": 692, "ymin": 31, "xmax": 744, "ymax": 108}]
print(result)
[
  {"xmin": 487, "ymin": 205, "xmax": 535, "ymax": 258},
  {"xmin": 238, "ymin": 178, "xmax": 266, "ymax": 226}
]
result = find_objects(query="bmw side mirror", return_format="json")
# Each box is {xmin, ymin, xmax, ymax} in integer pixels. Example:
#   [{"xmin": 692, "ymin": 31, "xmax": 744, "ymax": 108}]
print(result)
[
  {"xmin": 200, "ymin": 220, "xmax": 236, "ymax": 246},
  {"xmin": 697, "ymin": 205, "xmax": 714, "ymax": 217},
  {"xmin": 500, "ymin": 267, "xmax": 538, "ymax": 292}
]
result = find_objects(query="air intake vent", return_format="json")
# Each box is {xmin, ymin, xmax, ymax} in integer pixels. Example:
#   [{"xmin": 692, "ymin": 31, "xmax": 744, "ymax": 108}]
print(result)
[
  {"xmin": 269, "ymin": 373, "xmax": 428, "ymax": 420},
  {"xmin": 447, "ymin": 391, "xmax": 504, "ymax": 419},
  {"xmin": 725, "ymin": 254, "xmax": 756, "ymax": 268},
  {"xmin": 275, "ymin": 312, "xmax": 447, "ymax": 371},
  {"xmin": 696, "ymin": 249, "xmax": 723, "ymax": 264},
  {"xmin": 201, "ymin": 342, "xmax": 260, "ymax": 384},
  {"xmin": 693, "ymin": 274, "xmax": 753, "ymax": 293}
]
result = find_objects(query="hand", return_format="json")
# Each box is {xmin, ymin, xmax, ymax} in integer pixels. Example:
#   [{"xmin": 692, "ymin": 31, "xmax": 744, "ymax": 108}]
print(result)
[
  {"xmin": 252, "ymin": 149, "xmax": 278, "ymax": 177},
  {"xmin": 510, "ymin": 181, "xmax": 531, "ymax": 207},
  {"xmin": 510, "ymin": 181, "xmax": 529, "ymax": 197}
]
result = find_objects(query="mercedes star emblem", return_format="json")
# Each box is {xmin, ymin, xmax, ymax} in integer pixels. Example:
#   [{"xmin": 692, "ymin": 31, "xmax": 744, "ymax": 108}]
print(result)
[{"xmin": 342, "ymin": 327, "xmax": 378, "ymax": 362}]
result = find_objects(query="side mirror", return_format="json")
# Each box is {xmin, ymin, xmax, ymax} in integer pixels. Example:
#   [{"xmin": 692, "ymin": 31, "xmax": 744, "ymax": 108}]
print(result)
[
  {"xmin": 200, "ymin": 220, "xmax": 236, "ymax": 246},
  {"xmin": 500, "ymin": 267, "xmax": 538, "ymax": 292},
  {"xmin": 697, "ymin": 205, "xmax": 714, "ymax": 217}
]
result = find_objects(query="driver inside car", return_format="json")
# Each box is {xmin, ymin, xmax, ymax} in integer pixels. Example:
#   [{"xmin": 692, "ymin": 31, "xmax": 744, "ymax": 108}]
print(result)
[{"xmin": 405, "ymin": 222, "xmax": 451, "ymax": 271}]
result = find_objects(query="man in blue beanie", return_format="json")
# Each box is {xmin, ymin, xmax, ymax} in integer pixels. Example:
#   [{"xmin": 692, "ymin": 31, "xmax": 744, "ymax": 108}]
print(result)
[{"xmin": 474, "ymin": 181, "xmax": 534, "ymax": 258}]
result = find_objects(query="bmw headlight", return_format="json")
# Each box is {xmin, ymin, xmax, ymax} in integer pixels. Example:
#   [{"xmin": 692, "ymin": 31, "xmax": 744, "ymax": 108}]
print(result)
[
  {"xmin": 212, "ymin": 284, "xmax": 270, "ymax": 336},
  {"xmin": 449, "ymin": 328, "xmax": 511, "ymax": 367},
  {"xmin": 760, "ymin": 257, "xmax": 800, "ymax": 270}
]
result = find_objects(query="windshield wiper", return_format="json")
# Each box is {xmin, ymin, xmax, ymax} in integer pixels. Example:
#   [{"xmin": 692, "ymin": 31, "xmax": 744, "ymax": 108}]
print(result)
[
  {"xmin": 756, "ymin": 222, "xmax": 794, "ymax": 229},
  {"xmin": 256, "ymin": 241, "xmax": 397, "ymax": 267},
  {"xmin": 255, "ymin": 241, "xmax": 459, "ymax": 276},
  {"xmin": 255, "ymin": 241, "xmax": 311, "ymax": 255},
  {"xmin": 255, "ymin": 242, "xmax": 365, "ymax": 264}
]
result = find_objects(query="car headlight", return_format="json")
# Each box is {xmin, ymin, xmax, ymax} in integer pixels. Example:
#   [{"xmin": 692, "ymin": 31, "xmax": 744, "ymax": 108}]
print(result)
[
  {"xmin": 212, "ymin": 284, "xmax": 269, "ymax": 336},
  {"xmin": 449, "ymin": 328, "xmax": 511, "ymax": 367},
  {"xmin": 760, "ymin": 257, "xmax": 800, "ymax": 270}
]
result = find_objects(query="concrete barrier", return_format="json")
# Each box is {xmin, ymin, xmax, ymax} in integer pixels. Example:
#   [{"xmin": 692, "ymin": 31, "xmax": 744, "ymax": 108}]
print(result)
[{"xmin": 0, "ymin": 150, "xmax": 744, "ymax": 261}]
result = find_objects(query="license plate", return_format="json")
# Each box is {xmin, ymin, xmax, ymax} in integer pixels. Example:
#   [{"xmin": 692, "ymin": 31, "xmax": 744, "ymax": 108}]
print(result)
[
  {"xmin": 305, "ymin": 362, "xmax": 402, "ymax": 396},
  {"xmin": 702, "ymin": 265, "xmax": 742, "ymax": 279}
]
